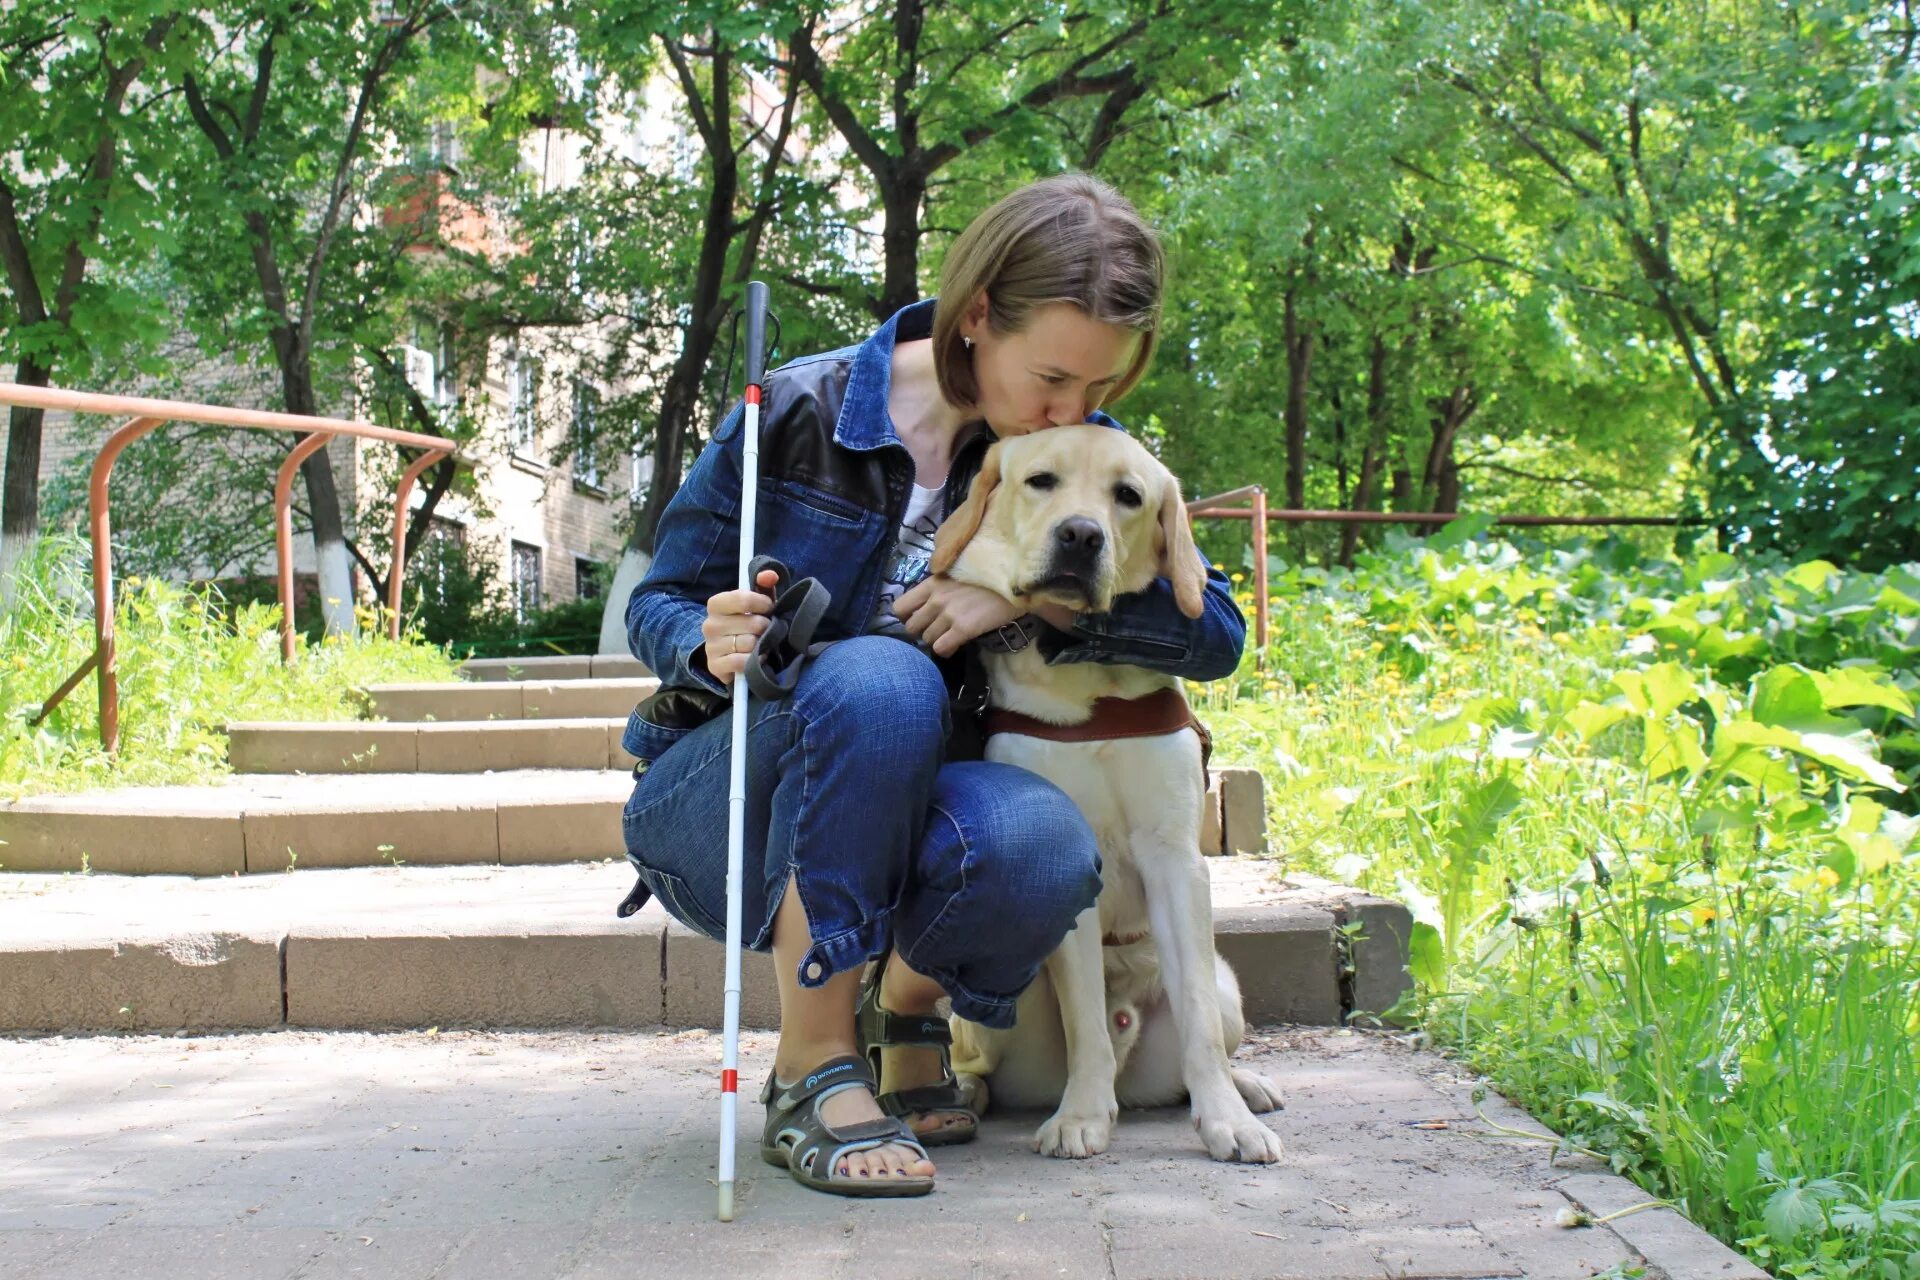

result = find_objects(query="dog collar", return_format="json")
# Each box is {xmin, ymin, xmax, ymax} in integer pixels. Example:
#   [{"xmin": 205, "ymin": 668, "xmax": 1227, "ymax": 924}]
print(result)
[{"xmin": 976, "ymin": 613, "xmax": 1044, "ymax": 653}]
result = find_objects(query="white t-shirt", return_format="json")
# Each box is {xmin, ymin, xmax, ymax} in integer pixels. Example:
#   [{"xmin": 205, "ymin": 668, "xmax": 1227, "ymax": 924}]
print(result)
[{"xmin": 867, "ymin": 482, "xmax": 946, "ymax": 638}]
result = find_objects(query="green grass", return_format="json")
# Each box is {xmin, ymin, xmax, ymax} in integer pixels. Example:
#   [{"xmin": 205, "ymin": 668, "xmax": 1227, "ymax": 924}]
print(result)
[
  {"xmin": 1, "ymin": 536, "xmax": 458, "ymax": 801},
  {"xmin": 1201, "ymin": 531, "xmax": 1920, "ymax": 1279}
]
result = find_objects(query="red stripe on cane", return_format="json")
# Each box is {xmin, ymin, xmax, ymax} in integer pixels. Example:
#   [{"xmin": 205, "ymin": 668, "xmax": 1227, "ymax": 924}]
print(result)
[
  {"xmin": 744, "ymin": 385, "xmax": 762, "ymax": 406},
  {"xmin": 721, "ymin": 1070, "xmax": 739, "ymax": 1093}
]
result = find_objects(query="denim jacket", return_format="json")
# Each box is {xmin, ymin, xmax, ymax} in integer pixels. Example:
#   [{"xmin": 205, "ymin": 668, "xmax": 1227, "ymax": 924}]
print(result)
[{"xmin": 623, "ymin": 300, "xmax": 1246, "ymax": 767}]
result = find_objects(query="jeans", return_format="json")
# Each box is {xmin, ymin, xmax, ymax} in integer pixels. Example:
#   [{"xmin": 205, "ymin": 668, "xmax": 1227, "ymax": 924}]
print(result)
[{"xmin": 620, "ymin": 636, "xmax": 1102, "ymax": 1029}]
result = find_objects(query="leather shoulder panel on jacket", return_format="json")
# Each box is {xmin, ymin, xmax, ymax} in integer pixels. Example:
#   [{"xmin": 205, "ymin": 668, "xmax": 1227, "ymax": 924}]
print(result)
[{"xmin": 757, "ymin": 356, "xmax": 896, "ymax": 515}]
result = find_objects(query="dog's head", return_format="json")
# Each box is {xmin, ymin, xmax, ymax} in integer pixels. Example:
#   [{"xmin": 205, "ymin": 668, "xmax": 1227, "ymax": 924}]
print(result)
[{"xmin": 929, "ymin": 425, "xmax": 1207, "ymax": 618}]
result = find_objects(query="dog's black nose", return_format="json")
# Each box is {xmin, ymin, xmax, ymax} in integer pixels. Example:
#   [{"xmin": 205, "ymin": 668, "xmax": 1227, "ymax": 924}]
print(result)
[{"xmin": 1053, "ymin": 517, "xmax": 1105, "ymax": 561}]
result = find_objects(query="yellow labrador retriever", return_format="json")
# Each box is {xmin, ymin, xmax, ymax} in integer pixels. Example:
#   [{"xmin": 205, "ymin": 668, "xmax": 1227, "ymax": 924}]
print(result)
[{"xmin": 935, "ymin": 425, "xmax": 1284, "ymax": 1164}]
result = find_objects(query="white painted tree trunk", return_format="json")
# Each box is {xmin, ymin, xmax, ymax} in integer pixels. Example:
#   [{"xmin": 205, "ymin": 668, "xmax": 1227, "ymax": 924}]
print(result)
[
  {"xmin": 0, "ymin": 532, "xmax": 22, "ymax": 612},
  {"xmin": 316, "ymin": 536, "xmax": 357, "ymax": 636},
  {"xmin": 598, "ymin": 546, "xmax": 652, "ymax": 655}
]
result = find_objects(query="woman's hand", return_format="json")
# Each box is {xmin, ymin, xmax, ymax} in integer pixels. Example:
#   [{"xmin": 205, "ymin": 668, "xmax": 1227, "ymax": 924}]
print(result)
[
  {"xmin": 894, "ymin": 576, "xmax": 1026, "ymax": 656},
  {"xmin": 702, "ymin": 567, "xmax": 781, "ymax": 682}
]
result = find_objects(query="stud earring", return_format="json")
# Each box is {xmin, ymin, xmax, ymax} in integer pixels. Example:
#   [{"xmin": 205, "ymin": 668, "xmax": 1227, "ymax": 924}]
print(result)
[{"xmin": 962, "ymin": 335, "xmax": 973, "ymax": 350}]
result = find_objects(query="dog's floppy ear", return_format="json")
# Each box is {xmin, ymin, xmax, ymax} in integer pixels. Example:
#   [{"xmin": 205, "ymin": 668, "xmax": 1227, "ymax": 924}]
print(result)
[
  {"xmin": 1157, "ymin": 471, "xmax": 1208, "ymax": 619},
  {"xmin": 931, "ymin": 441, "xmax": 1002, "ymax": 575}
]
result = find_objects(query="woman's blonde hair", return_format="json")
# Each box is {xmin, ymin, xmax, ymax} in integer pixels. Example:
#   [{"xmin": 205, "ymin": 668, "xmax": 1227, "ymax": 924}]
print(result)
[{"xmin": 932, "ymin": 173, "xmax": 1165, "ymax": 410}]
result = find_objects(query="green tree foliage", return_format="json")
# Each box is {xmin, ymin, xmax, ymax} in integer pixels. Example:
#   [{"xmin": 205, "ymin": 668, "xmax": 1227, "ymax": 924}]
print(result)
[
  {"xmin": 1709, "ymin": 2, "xmax": 1920, "ymax": 567},
  {"xmin": 0, "ymin": 3, "xmax": 205, "ymax": 579},
  {"xmin": 163, "ymin": 0, "xmax": 500, "ymax": 631}
]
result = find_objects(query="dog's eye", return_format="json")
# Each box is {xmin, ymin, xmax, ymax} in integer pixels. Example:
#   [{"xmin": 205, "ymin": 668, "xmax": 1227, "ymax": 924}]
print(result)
[
  {"xmin": 1114, "ymin": 483, "xmax": 1143, "ymax": 509},
  {"xmin": 1024, "ymin": 472, "xmax": 1058, "ymax": 491}
]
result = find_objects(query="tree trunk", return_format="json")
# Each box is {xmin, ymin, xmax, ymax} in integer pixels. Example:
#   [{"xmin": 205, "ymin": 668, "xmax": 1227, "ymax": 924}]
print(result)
[
  {"xmin": 0, "ymin": 357, "xmax": 52, "ymax": 591},
  {"xmin": 1390, "ymin": 467, "xmax": 1412, "ymax": 509},
  {"xmin": 273, "ymin": 356, "xmax": 356, "ymax": 634},
  {"xmin": 1339, "ymin": 334, "xmax": 1392, "ymax": 567},
  {"xmin": 876, "ymin": 170, "xmax": 928, "ymax": 321},
  {"xmin": 1281, "ymin": 285, "xmax": 1313, "ymax": 511},
  {"xmin": 1420, "ymin": 384, "xmax": 1477, "ymax": 517}
]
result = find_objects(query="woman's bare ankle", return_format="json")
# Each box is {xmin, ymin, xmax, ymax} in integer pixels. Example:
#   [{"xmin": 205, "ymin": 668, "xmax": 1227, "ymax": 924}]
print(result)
[{"xmin": 879, "ymin": 953, "xmax": 946, "ymax": 1014}]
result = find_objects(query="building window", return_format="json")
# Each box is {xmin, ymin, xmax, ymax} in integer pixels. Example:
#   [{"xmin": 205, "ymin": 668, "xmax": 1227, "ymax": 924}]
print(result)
[
  {"xmin": 571, "ymin": 380, "xmax": 601, "ymax": 490},
  {"xmin": 398, "ymin": 318, "xmax": 455, "ymax": 409},
  {"xmin": 508, "ymin": 350, "xmax": 541, "ymax": 459},
  {"xmin": 575, "ymin": 556, "xmax": 604, "ymax": 601},
  {"xmin": 630, "ymin": 452, "xmax": 653, "ymax": 502},
  {"xmin": 511, "ymin": 541, "xmax": 542, "ymax": 620}
]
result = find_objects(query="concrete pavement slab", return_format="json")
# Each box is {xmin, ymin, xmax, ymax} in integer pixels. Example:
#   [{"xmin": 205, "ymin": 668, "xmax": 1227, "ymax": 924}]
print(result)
[{"xmin": 0, "ymin": 1026, "xmax": 1758, "ymax": 1279}]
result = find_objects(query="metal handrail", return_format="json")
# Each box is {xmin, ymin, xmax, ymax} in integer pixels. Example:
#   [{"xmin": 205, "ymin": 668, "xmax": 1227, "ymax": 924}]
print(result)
[
  {"xmin": 0, "ymin": 382, "xmax": 460, "ymax": 753},
  {"xmin": 1186, "ymin": 491, "xmax": 1701, "ymax": 669}
]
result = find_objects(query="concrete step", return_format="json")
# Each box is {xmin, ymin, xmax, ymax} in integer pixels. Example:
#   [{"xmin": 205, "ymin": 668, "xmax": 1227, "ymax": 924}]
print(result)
[
  {"xmin": 228, "ymin": 718, "xmax": 636, "ymax": 774},
  {"xmin": 458, "ymin": 653, "xmax": 651, "ymax": 682},
  {"xmin": 0, "ymin": 860, "xmax": 1411, "ymax": 1033},
  {"xmin": 0, "ymin": 770, "xmax": 629, "ymax": 875},
  {"xmin": 364, "ymin": 677, "xmax": 657, "ymax": 722}
]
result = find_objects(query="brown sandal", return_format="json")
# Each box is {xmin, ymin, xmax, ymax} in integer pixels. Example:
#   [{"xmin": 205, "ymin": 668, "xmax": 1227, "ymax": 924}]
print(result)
[{"xmin": 855, "ymin": 961, "xmax": 982, "ymax": 1147}]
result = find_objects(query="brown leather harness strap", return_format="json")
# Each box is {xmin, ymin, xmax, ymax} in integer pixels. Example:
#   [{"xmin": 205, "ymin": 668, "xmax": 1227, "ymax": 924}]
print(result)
[{"xmin": 983, "ymin": 686, "xmax": 1213, "ymax": 780}]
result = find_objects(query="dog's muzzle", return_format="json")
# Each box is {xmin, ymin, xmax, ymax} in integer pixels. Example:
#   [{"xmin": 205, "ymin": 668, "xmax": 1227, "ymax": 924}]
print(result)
[{"xmin": 1034, "ymin": 516, "xmax": 1105, "ymax": 600}]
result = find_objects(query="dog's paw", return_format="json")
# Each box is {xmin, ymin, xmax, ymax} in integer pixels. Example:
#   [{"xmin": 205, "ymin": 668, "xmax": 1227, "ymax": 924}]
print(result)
[
  {"xmin": 957, "ymin": 1072, "xmax": 991, "ymax": 1117},
  {"xmin": 1034, "ymin": 1109, "xmax": 1114, "ymax": 1159},
  {"xmin": 1194, "ymin": 1108, "xmax": 1283, "ymax": 1164},
  {"xmin": 1231, "ymin": 1068, "xmax": 1285, "ymax": 1114}
]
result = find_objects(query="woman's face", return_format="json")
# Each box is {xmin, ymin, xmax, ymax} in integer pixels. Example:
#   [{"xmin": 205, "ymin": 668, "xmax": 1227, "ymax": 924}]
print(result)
[{"xmin": 962, "ymin": 296, "xmax": 1143, "ymax": 438}]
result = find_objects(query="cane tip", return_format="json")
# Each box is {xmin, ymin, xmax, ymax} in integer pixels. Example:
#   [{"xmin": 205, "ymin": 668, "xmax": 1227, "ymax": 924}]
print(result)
[{"xmin": 717, "ymin": 1181, "xmax": 735, "ymax": 1222}]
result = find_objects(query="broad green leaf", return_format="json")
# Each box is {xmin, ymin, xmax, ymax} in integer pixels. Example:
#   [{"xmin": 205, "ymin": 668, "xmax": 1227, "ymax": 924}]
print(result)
[
  {"xmin": 1567, "ymin": 700, "xmax": 1631, "ymax": 742},
  {"xmin": 1807, "ymin": 667, "xmax": 1915, "ymax": 716},
  {"xmin": 1644, "ymin": 716, "xmax": 1707, "ymax": 780},
  {"xmin": 1407, "ymin": 922, "xmax": 1446, "ymax": 990},
  {"xmin": 1446, "ymin": 773, "xmax": 1524, "ymax": 859}
]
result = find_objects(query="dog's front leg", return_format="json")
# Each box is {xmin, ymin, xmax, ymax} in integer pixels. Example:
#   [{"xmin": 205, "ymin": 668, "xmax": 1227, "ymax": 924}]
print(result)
[
  {"xmin": 1138, "ymin": 852, "xmax": 1283, "ymax": 1163},
  {"xmin": 1033, "ymin": 904, "xmax": 1118, "ymax": 1159}
]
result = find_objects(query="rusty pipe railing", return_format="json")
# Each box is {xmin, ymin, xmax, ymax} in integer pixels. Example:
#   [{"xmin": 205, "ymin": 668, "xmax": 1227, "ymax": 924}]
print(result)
[
  {"xmin": 0, "ymin": 382, "xmax": 459, "ymax": 753},
  {"xmin": 1185, "ymin": 491, "xmax": 1704, "ymax": 668}
]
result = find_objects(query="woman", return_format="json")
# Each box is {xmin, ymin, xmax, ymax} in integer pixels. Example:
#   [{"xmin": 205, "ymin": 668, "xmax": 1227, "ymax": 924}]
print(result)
[{"xmin": 620, "ymin": 173, "xmax": 1246, "ymax": 1198}]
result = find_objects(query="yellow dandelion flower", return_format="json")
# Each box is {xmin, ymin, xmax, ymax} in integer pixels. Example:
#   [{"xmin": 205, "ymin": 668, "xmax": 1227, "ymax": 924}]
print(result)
[
  {"xmin": 1691, "ymin": 904, "xmax": 1716, "ymax": 926},
  {"xmin": 1816, "ymin": 866, "xmax": 1840, "ymax": 889},
  {"xmin": 1230, "ymin": 573, "xmax": 1245, "ymax": 584}
]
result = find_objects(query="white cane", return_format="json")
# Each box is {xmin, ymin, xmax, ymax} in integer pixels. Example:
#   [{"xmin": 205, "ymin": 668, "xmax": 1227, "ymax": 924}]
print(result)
[{"xmin": 717, "ymin": 280, "xmax": 770, "ymax": 1223}]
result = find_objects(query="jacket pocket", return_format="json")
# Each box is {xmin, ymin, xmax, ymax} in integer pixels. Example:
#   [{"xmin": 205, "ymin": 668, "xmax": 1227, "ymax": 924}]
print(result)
[{"xmin": 748, "ymin": 480, "xmax": 883, "ymax": 623}]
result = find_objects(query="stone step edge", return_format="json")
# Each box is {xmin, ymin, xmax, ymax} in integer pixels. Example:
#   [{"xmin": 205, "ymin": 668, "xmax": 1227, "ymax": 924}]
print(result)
[
  {"xmin": 0, "ymin": 770, "xmax": 1270, "ymax": 875},
  {"xmin": 225, "ymin": 718, "xmax": 637, "ymax": 775},
  {"xmin": 458, "ymin": 654, "xmax": 651, "ymax": 682},
  {"xmin": 0, "ymin": 785, "xmax": 626, "ymax": 876},
  {"xmin": 360, "ymin": 678, "xmax": 659, "ymax": 724},
  {"xmin": 0, "ymin": 900, "xmax": 1412, "ymax": 1035}
]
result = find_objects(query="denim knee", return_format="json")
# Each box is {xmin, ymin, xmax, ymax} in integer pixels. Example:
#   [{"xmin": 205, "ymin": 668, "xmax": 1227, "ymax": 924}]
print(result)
[
  {"xmin": 896, "ymin": 762, "xmax": 1103, "ymax": 1028},
  {"xmin": 786, "ymin": 636, "xmax": 950, "ymax": 765},
  {"xmin": 966, "ymin": 782, "xmax": 1102, "ymax": 947}
]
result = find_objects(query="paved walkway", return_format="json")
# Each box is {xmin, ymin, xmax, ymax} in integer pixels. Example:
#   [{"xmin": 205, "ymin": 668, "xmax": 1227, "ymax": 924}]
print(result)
[{"xmin": 0, "ymin": 1027, "xmax": 1762, "ymax": 1279}]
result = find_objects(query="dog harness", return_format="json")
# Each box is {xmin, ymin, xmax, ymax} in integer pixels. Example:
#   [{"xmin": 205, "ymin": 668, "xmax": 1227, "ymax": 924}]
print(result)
[
  {"xmin": 982, "ymin": 687, "xmax": 1214, "ymax": 783},
  {"xmin": 981, "ymin": 691, "xmax": 1213, "ymax": 954}
]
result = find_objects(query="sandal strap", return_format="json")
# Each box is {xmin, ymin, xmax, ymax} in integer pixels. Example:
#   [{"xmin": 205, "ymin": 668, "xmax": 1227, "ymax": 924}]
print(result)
[
  {"xmin": 759, "ymin": 1053, "xmax": 874, "ymax": 1113},
  {"xmin": 855, "ymin": 967, "xmax": 952, "ymax": 1050},
  {"xmin": 861, "ymin": 1004, "xmax": 953, "ymax": 1049},
  {"xmin": 798, "ymin": 1114, "xmax": 930, "ymax": 1178},
  {"xmin": 881, "ymin": 1081, "xmax": 973, "ymax": 1115}
]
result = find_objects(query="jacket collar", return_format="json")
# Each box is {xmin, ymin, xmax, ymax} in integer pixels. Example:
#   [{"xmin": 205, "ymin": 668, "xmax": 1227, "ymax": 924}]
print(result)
[{"xmin": 835, "ymin": 298, "xmax": 993, "ymax": 454}]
